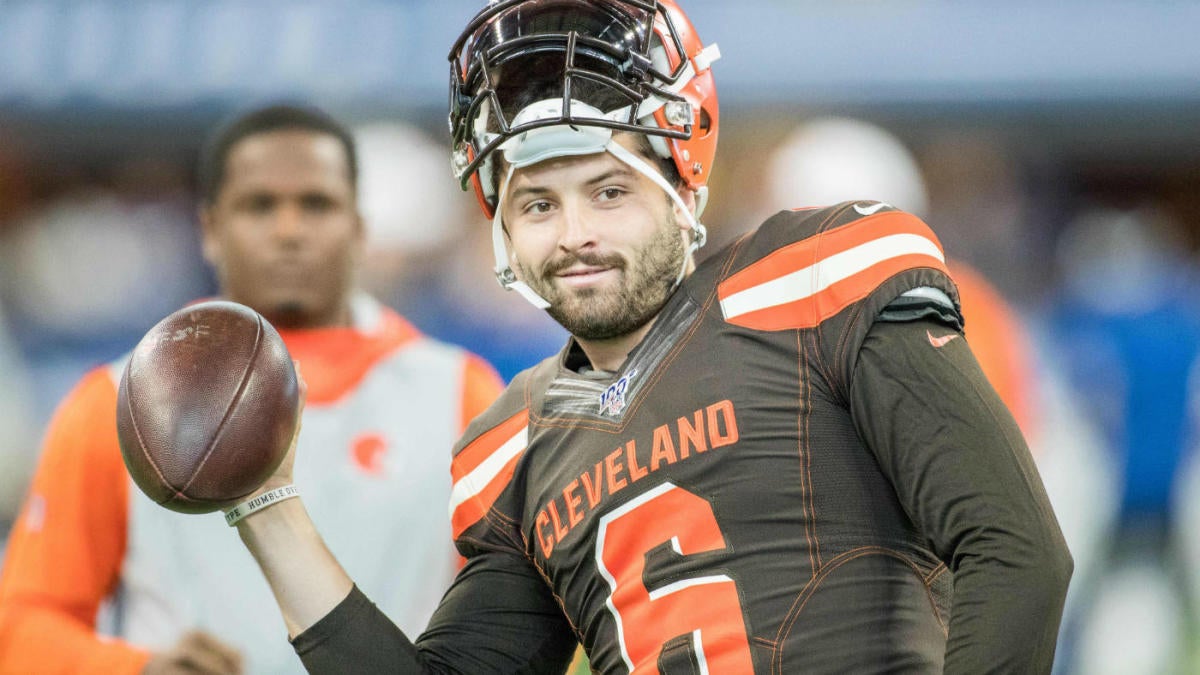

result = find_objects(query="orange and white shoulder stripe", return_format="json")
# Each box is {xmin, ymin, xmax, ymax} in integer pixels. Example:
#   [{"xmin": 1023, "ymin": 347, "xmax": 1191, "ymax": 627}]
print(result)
[
  {"xmin": 449, "ymin": 409, "xmax": 530, "ymax": 538},
  {"xmin": 718, "ymin": 208, "xmax": 948, "ymax": 332}
]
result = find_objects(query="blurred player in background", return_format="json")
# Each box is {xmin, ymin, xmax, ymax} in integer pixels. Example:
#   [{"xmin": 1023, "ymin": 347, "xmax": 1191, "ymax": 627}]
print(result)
[
  {"xmin": 353, "ymin": 120, "xmax": 569, "ymax": 383},
  {"xmin": 0, "ymin": 104, "xmax": 504, "ymax": 674},
  {"xmin": 1053, "ymin": 205, "xmax": 1200, "ymax": 673},
  {"xmin": 0, "ymin": 304, "xmax": 36, "ymax": 538},
  {"xmin": 214, "ymin": 1, "xmax": 1071, "ymax": 673}
]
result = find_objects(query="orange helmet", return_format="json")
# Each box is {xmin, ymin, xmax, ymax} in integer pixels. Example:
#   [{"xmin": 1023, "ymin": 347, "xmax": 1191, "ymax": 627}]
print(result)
[{"xmin": 448, "ymin": 0, "xmax": 721, "ymax": 219}]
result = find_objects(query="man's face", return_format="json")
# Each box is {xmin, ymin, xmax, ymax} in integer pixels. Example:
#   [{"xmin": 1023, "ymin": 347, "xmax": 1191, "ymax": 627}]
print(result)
[
  {"xmin": 500, "ymin": 134, "xmax": 692, "ymax": 341},
  {"xmin": 201, "ymin": 129, "xmax": 362, "ymax": 329}
]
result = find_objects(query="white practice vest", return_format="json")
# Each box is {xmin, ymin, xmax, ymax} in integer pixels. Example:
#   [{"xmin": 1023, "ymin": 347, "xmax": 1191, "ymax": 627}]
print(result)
[{"xmin": 104, "ymin": 331, "xmax": 471, "ymax": 674}]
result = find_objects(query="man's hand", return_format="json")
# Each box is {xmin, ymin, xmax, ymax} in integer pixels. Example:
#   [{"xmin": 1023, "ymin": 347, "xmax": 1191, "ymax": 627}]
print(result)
[
  {"xmin": 231, "ymin": 361, "xmax": 353, "ymax": 637},
  {"xmin": 256, "ymin": 361, "xmax": 306, "ymax": 493},
  {"xmin": 142, "ymin": 630, "xmax": 243, "ymax": 675},
  {"xmin": 224, "ymin": 361, "xmax": 306, "ymax": 516}
]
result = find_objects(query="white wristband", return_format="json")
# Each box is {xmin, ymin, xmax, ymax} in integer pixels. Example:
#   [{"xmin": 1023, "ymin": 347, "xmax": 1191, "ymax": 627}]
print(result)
[{"xmin": 224, "ymin": 485, "xmax": 300, "ymax": 527}]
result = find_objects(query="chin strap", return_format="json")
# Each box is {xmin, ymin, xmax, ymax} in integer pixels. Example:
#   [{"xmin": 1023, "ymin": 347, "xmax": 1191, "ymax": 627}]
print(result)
[
  {"xmin": 603, "ymin": 140, "xmax": 706, "ymax": 288},
  {"xmin": 491, "ymin": 163, "xmax": 552, "ymax": 309}
]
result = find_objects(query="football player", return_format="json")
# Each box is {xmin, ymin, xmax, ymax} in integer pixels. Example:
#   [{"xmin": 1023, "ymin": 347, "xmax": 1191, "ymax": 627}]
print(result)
[
  {"xmin": 0, "ymin": 105, "xmax": 505, "ymax": 674},
  {"xmin": 221, "ymin": 1, "xmax": 1072, "ymax": 672}
]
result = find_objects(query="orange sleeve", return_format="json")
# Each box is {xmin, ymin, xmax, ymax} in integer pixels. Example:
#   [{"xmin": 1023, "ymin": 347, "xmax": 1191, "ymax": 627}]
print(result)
[
  {"xmin": 457, "ymin": 354, "xmax": 506, "ymax": 434},
  {"xmin": 0, "ymin": 368, "xmax": 151, "ymax": 674},
  {"xmin": 949, "ymin": 261, "xmax": 1036, "ymax": 439}
]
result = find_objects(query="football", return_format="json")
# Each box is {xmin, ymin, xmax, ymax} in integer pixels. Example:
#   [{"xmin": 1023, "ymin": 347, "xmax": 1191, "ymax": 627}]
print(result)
[{"xmin": 116, "ymin": 301, "xmax": 299, "ymax": 514}]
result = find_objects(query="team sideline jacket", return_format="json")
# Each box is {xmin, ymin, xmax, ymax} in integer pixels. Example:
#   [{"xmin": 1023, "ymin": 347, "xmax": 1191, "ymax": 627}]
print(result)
[{"xmin": 0, "ymin": 295, "xmax": 504, "ymax": 674}]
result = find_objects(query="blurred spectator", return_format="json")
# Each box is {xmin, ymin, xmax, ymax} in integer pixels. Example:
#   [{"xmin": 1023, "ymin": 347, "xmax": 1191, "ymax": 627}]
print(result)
[
  {"xmin": 0, "ymin": 164, "xmax": 210, "ymax": 529},
  {"xmin": 765, "ymin": 116, "xmax": 929, "ymax": 216},
  {"xmin": 1051, "ymin": 204, "xmax": 1200, "ymax": 673},
  {"xmin": 0, "ymin": 182, "xmax": 211, "ymax": 426},
  {"xmin": 1173, "ymin": 393, "xmax": 1200, "ymax": 667},
  {"xmin": 352, "ymin": 120, "xmax": 467, "ymax": 295},
  {"xmin": 918, "ymin": 130, "xmax": 1054, "ymax": 303},
  {"xmin": 0, "ymin": 105, "xmax": 506, "ymax": 674},
  {"xmin": 1053, "ymin": 205, "xmax": 1200, "ymax": 528},
  {"xmin": 353, "ymin": 120, "xmax": 567, "ymax": 382},
  {"xmin": 0, "ymin": 133, "xmax": 40, "ymax": 540},
  {"xmin": 0, "ymin": 134, "xmax": 35, "ymax": 229},
  {"xmin": 0, "ymin": 301, "xmax": 37, "ymax": 536}
]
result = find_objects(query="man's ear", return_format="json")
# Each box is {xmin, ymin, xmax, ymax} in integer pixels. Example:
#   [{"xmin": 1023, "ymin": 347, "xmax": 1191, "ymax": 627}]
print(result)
[{"xmin": 674, "ymin": 186, "xmax": 698, "ymax": 230}]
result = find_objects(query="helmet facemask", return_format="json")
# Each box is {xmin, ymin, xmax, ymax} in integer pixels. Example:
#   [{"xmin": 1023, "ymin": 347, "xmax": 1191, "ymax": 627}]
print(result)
[{"xmin": 448, "ymin": 0, "xmax": 719, "ymax": 306}]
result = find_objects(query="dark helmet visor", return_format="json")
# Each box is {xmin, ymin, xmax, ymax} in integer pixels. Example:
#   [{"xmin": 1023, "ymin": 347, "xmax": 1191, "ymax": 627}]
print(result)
[
  {"xmin": 447, "ymin": 0, "xmax": 686, "ymax": 192},
  {"xmin": 451, "ymin": 0, "xmax": 655, "ymax": 82}
]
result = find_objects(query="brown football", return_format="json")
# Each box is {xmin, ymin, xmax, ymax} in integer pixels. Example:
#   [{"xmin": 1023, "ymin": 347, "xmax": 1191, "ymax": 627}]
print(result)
[{"xmin": 116, "ymin": 300, "xmax": 299, "ymax": 514}]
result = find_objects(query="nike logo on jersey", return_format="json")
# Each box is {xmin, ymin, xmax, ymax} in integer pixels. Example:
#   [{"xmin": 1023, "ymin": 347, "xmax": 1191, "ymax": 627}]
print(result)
[
  {"xmin": 853, "ymin": 202, "xmax": 891, "ymax": 216},
  {"xmin": 927, "ymin": 330, "xmax": 961, "ymax": 348}
]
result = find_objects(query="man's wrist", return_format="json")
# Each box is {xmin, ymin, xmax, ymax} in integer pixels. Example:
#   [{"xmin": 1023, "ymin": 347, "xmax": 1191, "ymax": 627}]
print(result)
[{"xmin": 225, "ymin": 485, "xmax": 300, "ymax": 526}]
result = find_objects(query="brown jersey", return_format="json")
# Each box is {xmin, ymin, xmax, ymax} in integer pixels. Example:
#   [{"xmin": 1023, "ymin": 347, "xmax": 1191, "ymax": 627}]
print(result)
[{"xmin": 295, "ymin": 202, "xmax": 1071, "ymax": 674}]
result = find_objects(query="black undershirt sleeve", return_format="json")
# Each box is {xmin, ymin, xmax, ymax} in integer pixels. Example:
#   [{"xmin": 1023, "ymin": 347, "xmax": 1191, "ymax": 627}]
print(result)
[
  {"xmin": 849, "ymin": 317, "xmax": 1073, "ymax": 674},
  {"xmin": 292, "ymin": 551, "xmax": 577, "ymax": 674},
  {"xmin": 292, "ymin": 584, "xmax": 422, "ymax": 674}
]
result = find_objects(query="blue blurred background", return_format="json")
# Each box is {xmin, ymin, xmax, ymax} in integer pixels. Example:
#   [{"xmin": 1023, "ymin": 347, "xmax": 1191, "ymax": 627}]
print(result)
[{"xmin": 1, "ymin": 2, "xmax": 1199, "ymax": 672}]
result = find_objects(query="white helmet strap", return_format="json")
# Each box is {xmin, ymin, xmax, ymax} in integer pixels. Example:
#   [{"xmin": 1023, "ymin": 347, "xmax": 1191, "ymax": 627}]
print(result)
[
  {"xmin": 603, "ymin": 139, "xmax": 706, "ymax": 288},
  {"xmin": 491, "ymin": 163, "xmax": 551, "ymax": 309}
]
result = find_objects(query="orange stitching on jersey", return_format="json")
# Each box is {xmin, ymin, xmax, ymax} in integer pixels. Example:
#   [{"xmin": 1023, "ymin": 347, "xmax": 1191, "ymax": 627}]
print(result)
[
  {"xmin": 540, "ymin": 565, "xmax": 586, "ymax": 641},
  {"xmin": 810, "ymin": 208, "xmax": 849, "ymax": 392},
  {"xmin": 524, "ymin": 532, "xmax": 587, "ymax": 643},
  {"xmin": 456, "ymin": 533, "xmax": 523, "ymax": 558},
  {"xmin": 481, "ymin": 505, "xmax": 526, "ymax": 554},
  {"xmin": 803, "ymin": 313, "xmax": 837, "ymax": 394},
  {"xmin": 796, "ymin": 331, "xmax": 820, "ymax": 577},
  {"xmin": 804, "ymin": 336, "xmax": 822, "ymax": 570},
  {"xmin": 829, "ymin": 203, "xmax": 911, "ymax": 394},
  {"xmin": 486, "ymin": 505, "xmax": 519, "ymax": 527},
  {"xmin": 477, "ymin": 511, "xmax": 586, "ymax": 647},
  {"xmin": 830, "ymin": 263, "xmax": 866, "ymax": 387},
  {"xmin": 770, "ymin": 545, "xmax": 939, "ymax": 674},
  {"xmin": 803, "ymin": 328, "xmax": 835, "ymax": 571},
  {"xmin": 718, "ymin": 229, "xmax": 753, "ymax": 279},
  {"xmin": 923, "ymin": 563, "xmax": 951, "ymax": 635},
  {"xmin": 924, "ymin": 561, "xmax": 948, "ymax": 586}
]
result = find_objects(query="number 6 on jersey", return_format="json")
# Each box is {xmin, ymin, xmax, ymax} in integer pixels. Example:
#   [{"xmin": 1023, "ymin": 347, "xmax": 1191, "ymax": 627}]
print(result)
[{"xmin": 596, "ymin": 482, "xmax": 754, "ymax": 673}]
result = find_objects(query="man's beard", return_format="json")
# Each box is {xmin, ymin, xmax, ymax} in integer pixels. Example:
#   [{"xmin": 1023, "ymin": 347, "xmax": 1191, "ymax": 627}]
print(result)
[{"xmin": 518, "ymin": 218, "xmax": 685, "ymax": 341}]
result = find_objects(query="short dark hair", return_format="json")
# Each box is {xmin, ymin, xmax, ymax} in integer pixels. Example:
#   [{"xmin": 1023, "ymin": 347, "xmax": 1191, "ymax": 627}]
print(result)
[{"xmin": 198, "ymin": 104, "xmax": 358, "ymax": 204}]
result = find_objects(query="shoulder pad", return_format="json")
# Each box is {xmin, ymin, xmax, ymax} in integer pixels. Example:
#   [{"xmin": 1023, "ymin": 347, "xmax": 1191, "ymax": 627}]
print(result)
[{"xmin": 717, "ymin": 201, "xmax": 949, "ymax": 331}]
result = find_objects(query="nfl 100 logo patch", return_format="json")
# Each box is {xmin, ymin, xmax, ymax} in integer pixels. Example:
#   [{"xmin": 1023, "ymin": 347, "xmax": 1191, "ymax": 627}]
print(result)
[{"xmin": 599, "ymin": 369, "xmax": 638, "ymax": 417}]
